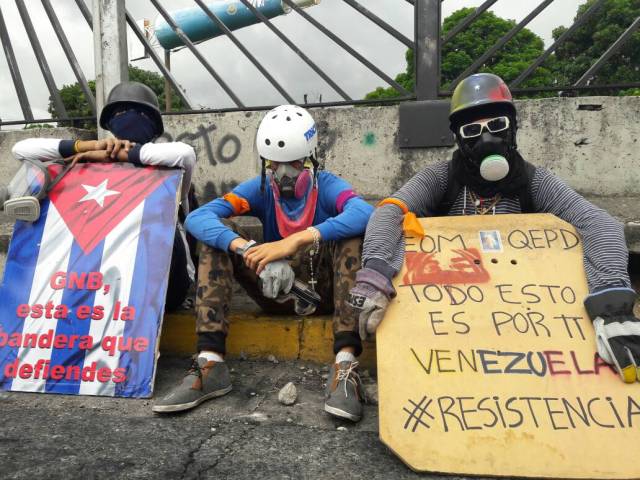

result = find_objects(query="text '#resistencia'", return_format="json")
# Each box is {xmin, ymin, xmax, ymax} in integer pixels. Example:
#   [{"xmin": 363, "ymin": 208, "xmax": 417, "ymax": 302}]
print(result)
[{"xmin": 401, "ymin": 394, "xmax": 640, "ymax": 432}]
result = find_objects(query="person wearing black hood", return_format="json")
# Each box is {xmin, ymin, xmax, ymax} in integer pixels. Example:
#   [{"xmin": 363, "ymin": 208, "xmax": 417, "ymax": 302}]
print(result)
[
  {"xmin": 349, "ymin": 73, "xmax": 640, "ymax": 385},
  {"xmin": 10, "ymin": 81, "xmax": 197, "ymax": 310}
]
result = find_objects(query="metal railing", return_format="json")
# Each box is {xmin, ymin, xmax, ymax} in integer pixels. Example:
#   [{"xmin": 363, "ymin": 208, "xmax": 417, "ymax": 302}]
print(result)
[{"xmin": 0, "ymin": 0, "xmax": 638, "ymax": 128}]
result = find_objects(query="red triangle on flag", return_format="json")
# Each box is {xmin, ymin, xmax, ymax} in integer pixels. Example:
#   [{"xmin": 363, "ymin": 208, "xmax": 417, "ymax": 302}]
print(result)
[{"xmin": 48, "ymin": 163, "xmax": 174, "ymax": 254}]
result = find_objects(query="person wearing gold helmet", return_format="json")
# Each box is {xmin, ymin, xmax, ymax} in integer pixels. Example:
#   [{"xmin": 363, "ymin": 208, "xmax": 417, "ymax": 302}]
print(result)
[{"xmin": 349, "ymin": 73, "xmax": 640, "ymax": 386}]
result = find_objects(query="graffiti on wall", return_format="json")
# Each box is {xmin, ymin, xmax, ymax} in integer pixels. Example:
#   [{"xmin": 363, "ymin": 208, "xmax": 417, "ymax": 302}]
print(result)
[{"xmin": 159, "ymin": 124, "xmax": 243, "ymax": 167}]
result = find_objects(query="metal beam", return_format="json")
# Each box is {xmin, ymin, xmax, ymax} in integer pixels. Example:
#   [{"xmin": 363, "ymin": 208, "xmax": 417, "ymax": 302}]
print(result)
[
  {"xmin": 0, "ymin": 4, "xmax": 33, "ymax": 121},
  {"xmin": 42, "ymin": 0, "xmax": 96, "ymax": 115},
  {"xmin": 511, "ymin": 0, "xmax": 606, "ymax": 88},
  {"xmin": 449, "ymin": 0, "xmax": 554, "ymax": 90},
  {"xmin": 437, "ymin": 82, "xmax": 640, "ymax": 97},
  {"xmin": 282, "ymin": 0, "xmax": 410, "ymax": 96},
  {"xmin": 236, "ymin": 0, "xmax": 351, "ymax": 101},
  {"xmin": 414, "ymin": 0, "xmax": 440, "ymax": 100},
  {"xmin": 124, "ymin": 9, "xmax": 193, "ymax": 109},
  {"xmin": 150, "ymin": 0, "xmax": 244, "ymax": 107},
  {"xmin": 342, "ymin": 0, "xmax": 414, "ymax": 49},
  {"xmin": 159, "ymin": 94, "xmax": 416, "ymax": 117},
  {"xmin": 75, "ymin": 0, "xmax": 93, "ymax": 27},
  {"xmin": 0, "ymin": 116, "xmax": 95, "ymax": 127},
  {"xmin": 574, "ymin": 16, "xmax": 640, "ymax": 87},
  {"xmin": 164, "ymin": 50, "xmax": 172, "ymax": 112},
  {"xmin": 15, "ymin": 0, "xmax": 67, "ymax": 119},
  {"xmin": 192, "ymin": 0, "xmax": 294, "ymax": 104},
  {"xmin": 93, "ymin": 0, "xmax": 128, "ymax": 137}
]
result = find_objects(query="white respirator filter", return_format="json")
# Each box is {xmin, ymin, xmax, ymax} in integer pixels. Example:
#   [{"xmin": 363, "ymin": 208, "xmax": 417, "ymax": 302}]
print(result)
[
  {"xmin": 479, "ymin": 154, "xmax": 510, "ymax": 182},
  {"xmin": 3, "ymin": 196, "xmax": 41, "ymax": 222},
  {"xmin": 1, "ymin": 159, "xmax": 51, "ymax": 222}
]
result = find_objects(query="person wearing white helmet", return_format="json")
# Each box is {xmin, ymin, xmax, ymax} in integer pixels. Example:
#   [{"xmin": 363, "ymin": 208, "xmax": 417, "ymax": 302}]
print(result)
[{"xmin": 153, "ymin": 105, "xmax": 374, "ymax": 421}]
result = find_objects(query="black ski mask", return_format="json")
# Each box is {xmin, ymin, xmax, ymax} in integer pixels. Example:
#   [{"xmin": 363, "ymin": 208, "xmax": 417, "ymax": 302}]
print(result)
[
  {"xmin": 452, "ymin": 112, "xmax": 527, "ymax": 198},
  {"xmin": 108, "ymin": 109, "xmax": 157, "ymax": 144}
]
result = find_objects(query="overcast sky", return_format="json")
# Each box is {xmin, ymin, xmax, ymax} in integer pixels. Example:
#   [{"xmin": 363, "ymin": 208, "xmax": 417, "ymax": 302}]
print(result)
[{"xmin": 0, "ymin": 0, "xmax": 585, "ymax": 124}]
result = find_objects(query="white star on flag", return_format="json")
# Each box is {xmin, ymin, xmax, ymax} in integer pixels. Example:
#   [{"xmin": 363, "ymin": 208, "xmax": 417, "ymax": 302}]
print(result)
[{"xmin": 79, "ymin": 179, "xmax": 120, "ymax": 207}]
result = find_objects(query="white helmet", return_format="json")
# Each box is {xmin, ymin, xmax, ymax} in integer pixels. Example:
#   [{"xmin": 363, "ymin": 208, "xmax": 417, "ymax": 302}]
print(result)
[{"xmin": 256, "ymin": 105, "xmax": 318, "ymax": 162}]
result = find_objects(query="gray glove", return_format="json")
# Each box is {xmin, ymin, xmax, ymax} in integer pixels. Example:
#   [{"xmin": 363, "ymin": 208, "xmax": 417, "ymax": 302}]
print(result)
[
  {"xmin": 259, "ymin": 260, "xmax": 295, "ymax": 299},
  {"xmin": 347, "ymin": 267, "xmax": 396, "ymax": 340},
  {"xmin": 585, "ymin": 287, "xmax": 640, "ymax": 383}
]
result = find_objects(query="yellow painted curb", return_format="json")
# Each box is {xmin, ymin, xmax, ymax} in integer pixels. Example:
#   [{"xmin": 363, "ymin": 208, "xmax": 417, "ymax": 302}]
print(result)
[{"xmin": 160, "ymin": 311, "xmax": 377, "ymax": 370}]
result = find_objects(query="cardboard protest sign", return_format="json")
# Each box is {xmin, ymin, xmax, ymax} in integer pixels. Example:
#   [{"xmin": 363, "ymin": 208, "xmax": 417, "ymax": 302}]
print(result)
[
  {"xmin": 377, "ymin": 214, "xmax": 640, "ymax": 479},
  {"xmin": 0, "ymin": 163, "xmax": 182, "ymax": 398}
]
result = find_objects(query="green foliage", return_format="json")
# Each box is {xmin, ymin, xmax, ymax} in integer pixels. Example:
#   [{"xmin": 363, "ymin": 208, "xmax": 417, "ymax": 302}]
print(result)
[
  {"xmin": 365, "ymin": 49, "xmax": 415, "ymax": 100},
  {"xmin": 366, "ymin": 8, "xmax": 554, "ymax": 100},
  {"xmin": 552, "ymin": 0, "xmax": 640, "ymax": 95},
  {"xmin": 365, "ymin": 2, "xmax": 640, "ymax": 99},
  {"xmin": 128, "ymin": 65, "xmax": 185, "ymax": 111},
  {"xmin": 54, "ymin": 80, "xmax": 96, "ymax": 124},
  {"xmin": 440, "ymin": 8, "xmax": 554, "ymax": 91},
  {"xmin": 49, "ymin": 65, "xmax": 186, "ymax": 128}
]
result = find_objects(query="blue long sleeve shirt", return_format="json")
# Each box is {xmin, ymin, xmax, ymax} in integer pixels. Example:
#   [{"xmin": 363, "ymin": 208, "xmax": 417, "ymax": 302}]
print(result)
[{"xmin": 185, "ymin": 171, "xmax": 374, "ymax": 251}]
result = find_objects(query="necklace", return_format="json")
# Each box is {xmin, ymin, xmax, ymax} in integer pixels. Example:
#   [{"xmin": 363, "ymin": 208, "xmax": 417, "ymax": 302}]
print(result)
[
  {"xmin": 467, "ymin": 188, "xmax": 501, "ymax": 215},
  {"xmin": 306, "ymin": 227, "xmax": 321, "ymax": 291},
  {"xmin": 308, "ymin": 251, "xmax": 317, "ymax": 291}
]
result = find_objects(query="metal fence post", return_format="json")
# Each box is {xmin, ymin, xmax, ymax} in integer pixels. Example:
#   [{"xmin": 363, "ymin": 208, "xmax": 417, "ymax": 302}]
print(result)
[
  {"xmin": 414, "ymin": 0, "xmax": 440, "ymax": 100},
  {"xmin": 93, "ymin": 0, "xmax": 128, "ymax": 138},
  {"xmin": 399, "ymin": 0, "xmax": 452, "ymax": 148}
]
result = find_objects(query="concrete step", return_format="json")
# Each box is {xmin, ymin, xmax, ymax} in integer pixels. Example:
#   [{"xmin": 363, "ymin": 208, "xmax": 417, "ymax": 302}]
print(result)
[{"xmin": 160, "ymin": 308, "xmax": 377, "ymax": 370}]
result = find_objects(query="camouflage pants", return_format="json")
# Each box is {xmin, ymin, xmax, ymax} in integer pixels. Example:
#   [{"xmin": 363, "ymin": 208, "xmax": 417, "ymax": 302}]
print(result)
[{"xmin": 196, "ymin": 221, "xmax": 363, "ymax": 355}]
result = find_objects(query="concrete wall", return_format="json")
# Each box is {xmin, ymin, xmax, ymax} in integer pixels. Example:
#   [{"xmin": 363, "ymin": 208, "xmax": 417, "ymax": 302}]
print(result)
[
  {"xmin": 154, "ymin": 96, "xmax": 640, "ymax": 203},
  {"xmin": 1, "ymin": 98, "xmax": 638, "ymax": 202},
  {"xmin": 0, "ymin": 97, "xmax": 638, "ymax": 261},
  {"xmin": 0, "ymin": 128, "xmax": 94, "ymax": 180}
]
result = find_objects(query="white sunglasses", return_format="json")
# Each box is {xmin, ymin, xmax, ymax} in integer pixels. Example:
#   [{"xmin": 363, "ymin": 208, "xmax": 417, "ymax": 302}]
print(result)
[{"xmin": 459, "ymin": 116, "xmax": 510, "ymax": 139}]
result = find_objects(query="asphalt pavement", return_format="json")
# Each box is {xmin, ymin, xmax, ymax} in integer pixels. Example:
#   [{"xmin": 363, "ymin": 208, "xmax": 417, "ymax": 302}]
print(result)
[{"xmin": 0, "ymin": 356, "xmax": 480, "ymax": 480}]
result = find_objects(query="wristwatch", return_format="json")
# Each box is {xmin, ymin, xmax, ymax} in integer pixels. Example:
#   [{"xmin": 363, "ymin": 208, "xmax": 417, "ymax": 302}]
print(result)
[{"xmin": 235, "ymin": 239, "xmax": 258, "ymax": 257}]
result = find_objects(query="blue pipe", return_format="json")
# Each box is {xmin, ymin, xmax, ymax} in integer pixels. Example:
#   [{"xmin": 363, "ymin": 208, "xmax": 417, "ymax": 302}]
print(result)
[{"xmin": 155, "ymin": 0, "xmax": 288, "ymax": 50}]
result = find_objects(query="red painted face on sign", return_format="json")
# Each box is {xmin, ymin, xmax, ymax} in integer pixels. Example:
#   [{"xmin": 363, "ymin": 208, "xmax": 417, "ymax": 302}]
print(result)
[{"xmin": 403, "ymin": 248, "xmax": 490, "ymax": 286}]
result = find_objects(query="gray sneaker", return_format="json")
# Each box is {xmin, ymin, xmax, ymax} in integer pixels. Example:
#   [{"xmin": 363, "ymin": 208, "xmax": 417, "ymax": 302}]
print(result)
[
  {"xmin": 324, "ymin": 361, "xmax": 364, "ymax": 422},
  {"xmin": 152, "ymin": 357, "xmax": 232, "ymax": 413}
]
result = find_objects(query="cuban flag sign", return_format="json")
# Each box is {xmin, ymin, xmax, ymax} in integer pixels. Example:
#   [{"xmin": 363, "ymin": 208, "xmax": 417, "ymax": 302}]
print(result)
[{"xmin": 0, "ymin": 162, "xmax": 182, "ymax": 398}]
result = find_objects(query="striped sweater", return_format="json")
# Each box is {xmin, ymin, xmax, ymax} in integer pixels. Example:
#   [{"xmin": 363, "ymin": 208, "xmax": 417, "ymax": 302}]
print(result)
[{"xmin": 362, "ymin": 161, "xmax": 631, "ymax": 293}]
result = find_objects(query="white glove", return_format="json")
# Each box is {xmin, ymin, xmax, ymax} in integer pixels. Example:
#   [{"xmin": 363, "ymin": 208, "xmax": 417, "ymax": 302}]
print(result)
[
  {"xmin": 258, "ymin": 260, "xmax": 295, "ymax": 299},
  {"xmin": 585, "ymin": 288, "xmax": 640, "ymax": 383}
]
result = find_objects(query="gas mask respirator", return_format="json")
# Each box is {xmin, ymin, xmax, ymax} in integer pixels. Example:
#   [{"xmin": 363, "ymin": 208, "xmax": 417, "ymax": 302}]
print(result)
[
  {"xmin": 465, "ymin": 132, "xmax": 511, "ymax": 182},
  {"xmin": 0, "ymin": 159, "xmax": 67, "ymax": 222},
  {"xmin": 270, "ymin": 162, "xmax": 312, "ymax": 199},
  {"xmin": 457, "ymin": 115, "xmax": 515, "ymax": 183}
]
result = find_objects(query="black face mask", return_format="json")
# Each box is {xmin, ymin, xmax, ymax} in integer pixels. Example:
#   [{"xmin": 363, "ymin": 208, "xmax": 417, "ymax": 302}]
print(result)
[
  {"xmin": 453, "ymin": 126, "xmax": 527, "ymax": 197},
  {"xmin": 108, "ymin": 110, "xmax": 157, "ymax": 144},
  {"xmin": 462, "ymin": 131, "xmax": 511, "ymax": 166}
]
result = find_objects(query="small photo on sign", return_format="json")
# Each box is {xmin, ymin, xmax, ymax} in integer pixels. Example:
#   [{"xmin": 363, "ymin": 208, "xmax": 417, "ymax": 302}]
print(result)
[{"xmin": 479, "ymin": 230, "xmax": 502, "ymax": 253}]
